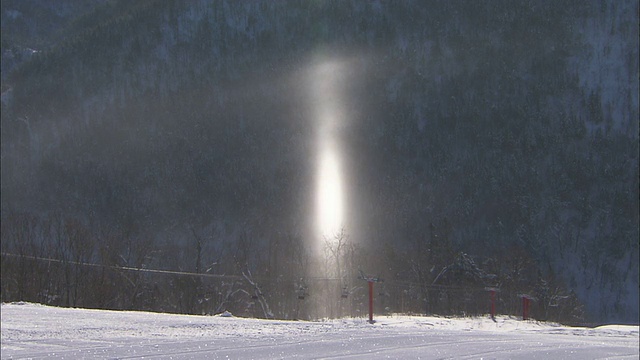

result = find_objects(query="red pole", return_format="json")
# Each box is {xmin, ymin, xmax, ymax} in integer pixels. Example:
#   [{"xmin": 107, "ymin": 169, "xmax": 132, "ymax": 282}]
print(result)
[
  {"xmin": 522, "ymin": 296, "xmax": 529, "ymax": 320},
  {"xmin": 368, "ymin": 280, "xmax": 374, "ymax": 323}
]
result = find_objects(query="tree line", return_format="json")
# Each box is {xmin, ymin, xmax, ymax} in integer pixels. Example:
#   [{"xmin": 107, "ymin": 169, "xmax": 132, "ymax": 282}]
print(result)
[{"xmin": 2, "ymin": 213, "xmax": 584, "ymax": 324}]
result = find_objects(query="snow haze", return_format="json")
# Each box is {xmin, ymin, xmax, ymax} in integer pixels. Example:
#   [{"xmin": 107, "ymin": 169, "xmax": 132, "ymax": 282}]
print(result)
[{"xmin": 1, "ymin": 303, "xmax": 638, "ymax": 359}]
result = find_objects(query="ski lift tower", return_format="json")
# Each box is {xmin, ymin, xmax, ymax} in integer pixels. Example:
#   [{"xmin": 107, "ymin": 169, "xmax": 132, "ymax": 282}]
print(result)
[{"xmin": 359, "ymin": 271, "xmax": 383, "ymax": 324}]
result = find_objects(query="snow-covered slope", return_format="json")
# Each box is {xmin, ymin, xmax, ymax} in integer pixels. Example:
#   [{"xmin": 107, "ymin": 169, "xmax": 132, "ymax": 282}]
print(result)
[{"xmin": 1, "ymin": 303, "xmax": 637, "ymax": 359}]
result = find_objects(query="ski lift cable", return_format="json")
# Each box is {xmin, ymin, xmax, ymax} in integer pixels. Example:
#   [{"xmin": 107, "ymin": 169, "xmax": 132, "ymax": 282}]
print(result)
[
  {"xmin": 2, "ymin": 252, "xmax": 500, "ymax": 292},
  {"xmin": 0, "ymin": 252, "xmax": 244, "ymax": 280}
]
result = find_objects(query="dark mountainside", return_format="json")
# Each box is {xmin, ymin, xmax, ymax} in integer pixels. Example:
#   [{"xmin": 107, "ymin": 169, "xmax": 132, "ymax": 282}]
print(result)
[{"xmin": 1, "ymin": 0, "xmax": 638, "ymax": 324}]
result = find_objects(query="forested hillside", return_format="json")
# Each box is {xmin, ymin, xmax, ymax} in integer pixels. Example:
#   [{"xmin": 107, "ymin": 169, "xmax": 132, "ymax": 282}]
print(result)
[{"xmin": 1, "ymin": 0, "xmax": 637, "ymax": 324}]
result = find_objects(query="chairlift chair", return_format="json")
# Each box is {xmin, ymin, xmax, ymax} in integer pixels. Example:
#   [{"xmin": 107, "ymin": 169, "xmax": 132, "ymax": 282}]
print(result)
[
  {"xmin": 297, "ymin": 285, "xmax": 307, "ymax": 300},
  {"xmin": 341, "ymin": 286, "xmax": 349, "ymax": 299},
  {"xmin": 252, "ymin": 289, "xmax": 263, "ymax": 300}
]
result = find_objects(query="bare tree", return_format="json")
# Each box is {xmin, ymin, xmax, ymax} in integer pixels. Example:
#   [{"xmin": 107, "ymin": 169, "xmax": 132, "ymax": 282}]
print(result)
[
  {"xmin": 322, "ymin": 227, "xmax": 357, "ymax": 318},
  {"xmin": 243, "ymin": 269, "xmax": 273, "ymax": 319}
]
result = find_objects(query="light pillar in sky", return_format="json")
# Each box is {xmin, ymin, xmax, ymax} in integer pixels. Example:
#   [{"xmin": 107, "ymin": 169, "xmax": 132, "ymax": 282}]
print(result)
[{"xmin": 311, "ymin": 59, "xmax": 347, "ymax": 243}]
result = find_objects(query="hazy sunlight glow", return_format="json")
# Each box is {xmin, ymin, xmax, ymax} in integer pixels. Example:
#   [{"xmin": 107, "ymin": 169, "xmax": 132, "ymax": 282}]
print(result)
[
  {"xmin": 312, "ymin": 59, "xmax": 346, "ymax": 240},
  {"xmin": 317, "ymin": 145, "xmax": 343, "ymax": 238}
]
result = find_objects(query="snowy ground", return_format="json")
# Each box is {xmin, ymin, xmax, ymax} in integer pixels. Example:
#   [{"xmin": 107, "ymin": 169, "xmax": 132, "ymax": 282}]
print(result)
[{"xmin": 1, "ymin": 303, "xmax": 638, "ymax": 359}]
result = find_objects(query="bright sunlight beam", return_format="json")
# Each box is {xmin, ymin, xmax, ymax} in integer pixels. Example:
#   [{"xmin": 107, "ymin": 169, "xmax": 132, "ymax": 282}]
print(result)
[
  {"xmin": 310, "ymin": 57, "xmax": 347, "ymax": 240},
  {"xmin": 316, "ymin": 144, "xmax": 343, "ymax": 238}
]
